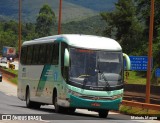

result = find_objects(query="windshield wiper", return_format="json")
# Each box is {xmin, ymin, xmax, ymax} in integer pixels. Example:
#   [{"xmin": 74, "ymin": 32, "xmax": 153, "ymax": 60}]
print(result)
[
  {"xmin": 97, "ymin": 69, "xmax": 110, "ymax": 89},
  {"xmin": 95, "ymin": 69, "xmax": 110, "ymax": 89},
  {"xmin": 96, "ymin": 54, "xmax": 110, "ymax": 89}
]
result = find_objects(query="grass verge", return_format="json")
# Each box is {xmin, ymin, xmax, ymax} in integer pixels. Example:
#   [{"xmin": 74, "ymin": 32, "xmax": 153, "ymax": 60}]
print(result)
[
  {"xmin": 1, "ymin": 68, "xmax": 18, "ymax": 84},
  {"xmin": 124, "ymin": 71, "xmax": 146, "ymax": 85},
  {"xmin": 119, "ymin": 105, "xmax": 160, "ymax": 117},
  {"xmin": 9, "ymin": 77, "xmax": 18, "ymax": 85},
  {"xmin": 3, "ymin": 68, "xmax": 18, "ymax": 75}
]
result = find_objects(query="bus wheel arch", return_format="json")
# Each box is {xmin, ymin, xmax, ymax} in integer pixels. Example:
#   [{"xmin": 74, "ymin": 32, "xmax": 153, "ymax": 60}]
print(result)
[{"xmin": 26, "ymin": 85, "xmax": 41, "ymax": 109}]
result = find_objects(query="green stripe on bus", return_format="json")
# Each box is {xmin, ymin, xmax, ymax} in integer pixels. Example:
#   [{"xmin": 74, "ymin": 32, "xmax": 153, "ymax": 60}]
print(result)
[{"xmin": 36, "ymin": 65, "xmax": 51, "ymax": 96}]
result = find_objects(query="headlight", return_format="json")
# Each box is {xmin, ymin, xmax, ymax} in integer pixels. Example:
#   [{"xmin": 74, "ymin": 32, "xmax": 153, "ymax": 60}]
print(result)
[
  {"xmin": 68, "ymin": 89, "xmax": 83, "ymax": 97},
  {"xmin": 67, "ymin": 89, "xmax": 123, "ymax": 100},
  {"xmin": 112, "ymin": 94, "xmax": 123, "ymax": 99}
]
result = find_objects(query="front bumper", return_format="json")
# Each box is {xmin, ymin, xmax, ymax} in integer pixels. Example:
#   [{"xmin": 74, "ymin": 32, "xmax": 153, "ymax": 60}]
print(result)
[{"xmin": 69, "ymin": 94, "xmax": 122, "ymax": 110}]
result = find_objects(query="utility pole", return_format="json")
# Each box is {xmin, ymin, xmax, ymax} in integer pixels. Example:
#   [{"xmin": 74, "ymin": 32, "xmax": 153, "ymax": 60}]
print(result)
[
  {"xmin": 18, "ymin": 0, "xmax": 22, "ymax": 60},
  {"xmin": 146, "ymin": 0, "xmax": 155, "ymax": 103},
  {"xmin": 58, "ymin": 0, "xmax": 62, "ymax": 34}
]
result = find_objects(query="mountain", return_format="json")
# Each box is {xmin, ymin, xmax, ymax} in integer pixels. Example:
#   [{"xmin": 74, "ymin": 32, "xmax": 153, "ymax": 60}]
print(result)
[
  {"xmin": 0, "ymin": 0, "xmax": 117, "ymax": 23},
  {"xmin": 53, "ymin": 15, "xmax": 106, "ymax": 36},
  {"xmin": 65, "ymin": 0, "xmax": 118, "ymax": 12}
]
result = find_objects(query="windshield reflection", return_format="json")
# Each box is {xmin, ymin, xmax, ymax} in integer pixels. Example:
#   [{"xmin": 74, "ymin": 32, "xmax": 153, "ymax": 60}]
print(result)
[{"xmin": 69, "ymin": 48, "xmax": 123, "ymax": 88}]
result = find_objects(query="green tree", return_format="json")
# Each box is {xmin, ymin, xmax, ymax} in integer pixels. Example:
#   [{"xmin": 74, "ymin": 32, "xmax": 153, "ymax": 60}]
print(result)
[
  {"xmin": 22, "ymin": 23, "xmax": 38, "ymax": 40},
  {"xmin": 135, "ymin": 0, "xmax": 160, "ymax": 39},
  {"xmin": 101, "ymin": 0, "xmax": 144, "ymax": 54},
  {"xmin": 0, "ymin": 20, "xmax": 38, "ymax": 54},
  {"xmin": 3, "ymin": 20, "xmax": 18, "ymax": 33},
  {"xmin": 36, "ymin": 4, "xmax": 56, "ymax": 37},
  {"xmin": 0, "ymin": 31, "xmax": 18, "ymax": 51},
  {"xmin": 0, "ymin": 21, "xmax": 18, "ymax": 53},
  {"xmin": 135, "ymin": 0, "xmax": 160, "ymax": 84}
]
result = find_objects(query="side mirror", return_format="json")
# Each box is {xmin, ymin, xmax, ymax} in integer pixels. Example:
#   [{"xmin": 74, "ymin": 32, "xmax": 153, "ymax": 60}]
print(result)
[
  {"xmin": 64, "ymin": 48, "xmax": 69, "ymax": 67},
  {"xmin": 123, "ymin": 53, "xmax": 131, "ymax": 70}
]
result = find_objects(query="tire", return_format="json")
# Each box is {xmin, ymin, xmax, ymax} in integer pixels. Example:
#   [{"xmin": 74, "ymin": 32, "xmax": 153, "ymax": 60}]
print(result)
[
  {"xmin": 53, "ymin": 94, "xmax": 64, "ymax": 113},
  {"xmin": 26, "ymin": 88, "xmax": 41, "ymax": 109},
  {"xmin": 26, "ymin": 88, "xmax": 33, "ymax": 108},
  {"xmin": 67, "ymin": 107, "xmax": 76, "ymax": 114},
  {"xmin": 98, "ymin": 110, "xmax": 109, "ymax": 118}
]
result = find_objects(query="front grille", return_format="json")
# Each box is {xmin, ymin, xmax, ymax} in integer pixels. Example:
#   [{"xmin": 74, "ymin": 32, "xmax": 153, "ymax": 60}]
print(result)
[{"xmin": 79, "ymin": 94, "xmax": 122, "ymax": 100}]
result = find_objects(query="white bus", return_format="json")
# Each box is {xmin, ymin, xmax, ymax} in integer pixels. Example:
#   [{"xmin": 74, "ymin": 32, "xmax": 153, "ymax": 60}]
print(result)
[{"xmin": 18, "ymin": 34, "xmax": 130, "ymax": 118}]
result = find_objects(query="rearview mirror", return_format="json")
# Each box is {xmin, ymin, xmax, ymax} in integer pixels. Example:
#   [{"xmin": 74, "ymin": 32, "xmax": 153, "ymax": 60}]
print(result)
[
  {"xmin": 123, "ymin": 53, "xmax": 131, "ymax": 70},
  {"xmin": 64, "ymin": 48, "xmax": 69, "ymax": 67}
]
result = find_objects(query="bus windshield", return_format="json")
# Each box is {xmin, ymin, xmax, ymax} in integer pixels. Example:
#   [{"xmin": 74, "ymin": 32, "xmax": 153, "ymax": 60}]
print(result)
[{"xmin": 69, "ymin": 48, "xmax": 123, "ymax": 90}]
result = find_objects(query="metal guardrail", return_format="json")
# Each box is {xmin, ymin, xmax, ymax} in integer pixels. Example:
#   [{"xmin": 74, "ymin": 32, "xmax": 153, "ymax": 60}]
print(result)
[{"xmin": 122, "ymin": 100, "xmax": 160, "ymax": 111}]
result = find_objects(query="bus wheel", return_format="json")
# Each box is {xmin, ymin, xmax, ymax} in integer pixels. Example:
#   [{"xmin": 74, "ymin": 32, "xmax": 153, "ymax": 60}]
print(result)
[
  {"xmin": 98, "ymin": 110, "xmax": 109, "ymax": 118},
  {"xmin": 68, "ymin": 108, "xmax": 76, "ymax": 114},
  {"xmin": 26, "ymin": 88, "xmax": 40, "ymax": 109},
  {"xmin": 26, "ymin": 88, "xmax": 33, "ymax": 108},
  {"xmin": 53, "ymin": 93, "xmax": 63, "ymax": 113}
]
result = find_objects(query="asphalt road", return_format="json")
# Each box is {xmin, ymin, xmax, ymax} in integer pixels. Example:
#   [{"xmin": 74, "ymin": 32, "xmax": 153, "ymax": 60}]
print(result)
[{"xmin": 0, "ymin": 79, "xmax": 159, "ymax": 123}]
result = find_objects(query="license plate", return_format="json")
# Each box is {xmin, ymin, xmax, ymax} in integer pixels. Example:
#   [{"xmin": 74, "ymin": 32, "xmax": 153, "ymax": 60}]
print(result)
[{"xmin": 91, "ymin": 102, "xmax": 101, "ymax": 107}]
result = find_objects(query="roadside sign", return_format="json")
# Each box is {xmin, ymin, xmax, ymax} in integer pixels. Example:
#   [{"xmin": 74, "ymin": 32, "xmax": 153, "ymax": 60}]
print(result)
[
  {"xmin": 155, "ymin": 68, "xmax": 160, "ymax": 77},
  {"xmin": 124, "ymin": 56, "xmax": 153, "ymax": 71}
]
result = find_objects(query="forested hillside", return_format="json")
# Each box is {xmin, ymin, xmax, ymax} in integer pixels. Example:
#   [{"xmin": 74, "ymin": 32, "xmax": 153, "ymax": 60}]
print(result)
[
  {"xmin": 0, "ymin": 15, "xmax": 105, "ymax": 52},
  {"xmin": 65, "ymin": 0, "xmax": 117, "ymax": 11},
  {"xmin": 53, "ymin": 15, "xmax": 106, "ymax": 36},
  {"xmin": 0, "ymin": 0, "xmax": 117, "ymax": 23}
]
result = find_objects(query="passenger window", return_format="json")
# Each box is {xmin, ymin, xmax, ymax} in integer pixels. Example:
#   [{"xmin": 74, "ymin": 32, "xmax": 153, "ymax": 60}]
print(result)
[
  {"xmin": 38, "ymin": 45, "xmax": 46, "ymax": 64},
  {"xmin": 20, "ymin": 46, "xmax": 27, "ymax": 65},
  {"xmin": 26, "ymin": 46, "xmax": 33, "ymax": 65},
  {"xmin": 46, "ymin": 44, "xmax": 53, "ymax": 64},
  {"xmin": 52, "ymin": 43, "xmax": 59, "ymax": 65},
  {"xmin": 32, "ymin": 45, "xmax": 40, "ymax": 64}
]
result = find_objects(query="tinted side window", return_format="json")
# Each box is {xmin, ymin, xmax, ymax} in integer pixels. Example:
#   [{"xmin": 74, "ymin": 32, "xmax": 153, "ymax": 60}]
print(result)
[
  {"xmin": 52, "ymin": 43, "xmax": 59, "ymax": 65},
  {"xmin": 20, "ymin": 46, "xmax": 27, "ymax": 64},
  {"xmin": 38, "ymin": 45, "xmax": 46, "ymax": 64},
  {"xmin": 20, "ymin": 43, "xmax": 59, "ymax": 65},
  {"xmin": 31, "ymin": 46, "xmax": 35, "ymax": 64},
  {"xmin": 32, "ymin": 45, "xmax": 40, "ymax": 64},
  {"xmin": 26, "ymin": 46, "xmax": 33, "ymax": 65},
  {"xmin": 46, "ymin": 44, "xmax": 53, "ymax": 64}
]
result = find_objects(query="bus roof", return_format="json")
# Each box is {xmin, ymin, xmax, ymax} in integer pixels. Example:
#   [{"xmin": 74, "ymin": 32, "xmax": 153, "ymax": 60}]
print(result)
[{"xmin": 22, "ymin": 34, "xmax": 122, "ymax": 51}]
